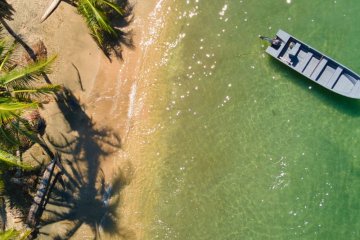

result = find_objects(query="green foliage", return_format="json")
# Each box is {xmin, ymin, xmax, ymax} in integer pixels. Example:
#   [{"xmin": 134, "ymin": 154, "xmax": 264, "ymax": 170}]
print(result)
[
  {"xmin": 0, "ymin": 34, "xmax": 59, "ymax": 150},
  {"xmin": 0, "ymin": 148, "xmax": 29, "ymax": 195},
  {"xmin": 76, "ymin": 0, "xmax": 124, "ymax": 47},
  {"xmin": 0, "ymin": 55, "xmax": 56, "ymax": 85},
  {"xmin": 0, "ymin": 229, "xmax": 31, "ymax": 240},
  {"xmin": 0, "ymin": 149, "xmax": 21, "ymax": 168}
]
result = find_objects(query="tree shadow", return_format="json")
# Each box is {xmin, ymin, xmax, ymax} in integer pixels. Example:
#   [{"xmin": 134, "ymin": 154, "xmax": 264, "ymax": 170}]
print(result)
[
  {"xmin": 2, "ymin": 167, "xmax": 41, "ymax": 217},
  {"xmin": 34, "ymin": 88, "xmax": 134, "ymax": 239},
  {"xmin": 101, "ymin": 0, "xmax": 135, "ymax": 60},
  {"xmin": 269, "ymin": 59, "xmax": 360, "ymax": 117},
  {"xmin": 38, "ymin": 163, "xmax": 135, "ymax": 240},
  {"xmin": 0, "ymin": 0, "xmax": 14, "ymax": 20}
]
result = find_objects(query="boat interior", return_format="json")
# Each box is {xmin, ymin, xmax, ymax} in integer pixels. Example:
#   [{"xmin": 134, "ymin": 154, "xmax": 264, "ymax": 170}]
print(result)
[{"xmin": 277, "ymin": 38, "xmax": 360, "ymax": 94}]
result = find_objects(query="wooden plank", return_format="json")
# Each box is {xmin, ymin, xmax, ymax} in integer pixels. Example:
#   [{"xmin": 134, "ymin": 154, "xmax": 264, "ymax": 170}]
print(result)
[
  {"xmin": 294, "ymin": 52, "xmax": 313, "ymax": 72},
  {"xmin": 303, "ymin": 57, "xmax": 319, "ymax": 77},
  {"xmin": 311, "ymin": 58, "xmax": 328, "ymax": 80},
  {"xmin": 328, "ymin": 67, "xmax": 343, "ymax": 88},
  {"xmin": 317, "ymin": 66, "xmax": 335, "ymax": 85}
]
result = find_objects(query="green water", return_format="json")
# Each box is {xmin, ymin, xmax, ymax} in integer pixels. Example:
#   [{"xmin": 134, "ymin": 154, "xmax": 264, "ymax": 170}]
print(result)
[{"xmin": 144, "ymin": 0, "xmax": 360, "ymax": 239}]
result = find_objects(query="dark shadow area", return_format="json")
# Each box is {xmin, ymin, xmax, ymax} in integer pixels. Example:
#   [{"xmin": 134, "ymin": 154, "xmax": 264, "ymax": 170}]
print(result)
[
  {"xmin": 35, "ymin": 88, "xmax": 134, "ymax": 239},
  {"xmin": 0, "ymin": 0, "xmax": 14, "ymax": 20},
  {"xmin": 102, "ymin": 0, "xmax": 135, "ymax": 60},
  {"xmin": 269, "ymin": 58, "xmax": 360, "ymax": 117},
  {"xmin": 2, "ymin": 167, "xmax": 41, "ymax": 217},
  {"xmin": 39, "ymin": 165, "xmax": 135, "ymax": 240}
]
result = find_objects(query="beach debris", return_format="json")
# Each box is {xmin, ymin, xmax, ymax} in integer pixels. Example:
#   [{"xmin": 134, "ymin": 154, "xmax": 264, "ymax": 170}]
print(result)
[
  {"xmin": 41, "ymin": 0, "xmax": 62, "ymax": 22},
  {"xmin": 101, "ymin": 183, "xmax": 112, "ymax": 207},
  {"xmin": 98, "ymin": 183, "xmax": 112, "ymax": 234},
  {"xmin": 22, "ymin": 40, "xmax": 48, "ymax": 64}
]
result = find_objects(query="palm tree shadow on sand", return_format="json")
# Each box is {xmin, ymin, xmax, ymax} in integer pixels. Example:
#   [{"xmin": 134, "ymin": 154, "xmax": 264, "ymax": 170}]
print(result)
[
  {"xmin": 0, "ymin": 0, "xmax": 14, "ymax": 20},
  {"xmin": 104, "ymin": 0, "xmax": 135, "ymax": 60},
  {"xmin": 36, "ymin": 88, "xmax": 135, "ymax": 239}
]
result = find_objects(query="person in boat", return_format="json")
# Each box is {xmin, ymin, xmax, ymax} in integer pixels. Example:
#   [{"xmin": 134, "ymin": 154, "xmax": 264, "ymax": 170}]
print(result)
[
  {"xmin": 259, "ymin": 35, "xmax": 282, "ymax": 49},
  {"xmin": 271, "ymin": 38, "xmax": 282, "ymax": 48}
]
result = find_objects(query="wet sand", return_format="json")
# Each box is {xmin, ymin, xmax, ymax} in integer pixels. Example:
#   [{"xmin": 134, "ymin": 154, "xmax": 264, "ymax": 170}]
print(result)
[{"xmin": 6, "ymin": 0, "xmax": 169, "ymax": 238}]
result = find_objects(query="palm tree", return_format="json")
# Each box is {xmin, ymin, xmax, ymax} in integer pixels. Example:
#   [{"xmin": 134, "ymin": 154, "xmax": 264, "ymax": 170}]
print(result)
[
  {"xmin": 0, "ymin": 29, "xmax": 59, "ymax": 150},
  {"xmin": 42, "ymin": 0, "xmax": 126, "ymax": 49},
  {"xmin": 76, "ymin": 0, "xmax": 125, "ymax": 47}
]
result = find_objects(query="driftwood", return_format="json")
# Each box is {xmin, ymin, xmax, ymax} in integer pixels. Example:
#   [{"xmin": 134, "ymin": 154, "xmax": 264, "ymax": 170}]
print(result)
[{"xmin": 26, "ymin": 153, "xmax": 62, "ymax": 228}]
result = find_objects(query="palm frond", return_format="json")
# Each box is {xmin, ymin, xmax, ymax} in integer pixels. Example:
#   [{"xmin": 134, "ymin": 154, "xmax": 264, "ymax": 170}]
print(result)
[
  {"xmin": 77, "ymin": 1, "xmax": 104, "ymax": 45},
  {"xmin": 10, "ymin": 118, "xmax": 40, "ymax": 146},
  {"xmin": 0, "ymin": 55, "xmax": 56, "ymax": 86},
  {"xmin": 12, "ymin": 84, "xmax": 61, "ymax": 100},
  {"xmin": 0, "ymin": 40, "xmax": 17, "ymax": 72},
  {"xmin": 99, "ymin": 0, "xmax": 124, "ymax": 16},
  {"xmin": 77, "ymin": 0, "xmax": 123, "ymax": 47},
  {"xmin": 0, "ymin": 98, "xmax": 36, "ymax": 122},
  {"xmin": 12, "ymin": 84, "xmax": 61, "ymax": 94},
  {"xmin": 0, "ymin": 39, "xmax": 7, "ymax": 60},
  {"xmin": 0, "ymin": 228, "xmax": 31, "ymax": 240},
  {"xmin": 0, "ymin": 99, "xmax": 36, "ymax": 148},
  {"xmin": 0, "ymin": 126, "xmax": 19, "ymax": 149},
  {"xmin": 84, "ymin": 0, "xmax": 115, "ymax": 34},
  {"xmin": 0, "ymin": 149, "xmax": 29, "ymax": 168}
]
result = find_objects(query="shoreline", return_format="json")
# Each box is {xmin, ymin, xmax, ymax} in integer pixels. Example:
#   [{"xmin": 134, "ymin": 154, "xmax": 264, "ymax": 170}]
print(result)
[{"xmin": 5, "ymin": 0, "xmax": 173, "ymax": 238}]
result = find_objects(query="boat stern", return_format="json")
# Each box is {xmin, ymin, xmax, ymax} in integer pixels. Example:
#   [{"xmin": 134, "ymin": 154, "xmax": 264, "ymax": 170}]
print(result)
[{"xmin": 265, "ymin": 29, "xmax": 291, "ymax": 58}]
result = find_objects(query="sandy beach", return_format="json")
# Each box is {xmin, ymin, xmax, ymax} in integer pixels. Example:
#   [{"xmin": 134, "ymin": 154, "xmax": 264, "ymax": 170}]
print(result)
[{"xmin": 4, "ymin": 0, "xmax": 170, "ymax": 238}]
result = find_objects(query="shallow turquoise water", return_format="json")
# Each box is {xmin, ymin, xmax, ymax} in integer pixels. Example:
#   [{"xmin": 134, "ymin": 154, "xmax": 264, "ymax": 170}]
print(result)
[{"xmin": 145, "ymin": 0, "xmax": 360, "ymax": 239}]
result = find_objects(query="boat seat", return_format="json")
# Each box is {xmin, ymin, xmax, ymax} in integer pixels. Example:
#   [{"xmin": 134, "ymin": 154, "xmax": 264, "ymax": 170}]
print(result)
[
  {"xmin": 311, "ymin": 58, "xmax": 328, "ymax": 80},
  {"xmin": 328, "ymin": 67, "xmax": 343, "ymax": 88},
  {"xmin": 317, "ymin": 66, "xmax": 335, "ymax": 85},
  {"xmin": 295, "ymin": 52, "xmax": 313, "ymax": 72},
  {"xmin": 288, "ymin": 43, "xmax": 301, "ymax": 57},
  {"xmin": 333, "ymin": 74, "xmax": 356, "ymax": 93},
  {"xmin": 303, "ymin": 57, "xmax": 320, "ymax": 77}
]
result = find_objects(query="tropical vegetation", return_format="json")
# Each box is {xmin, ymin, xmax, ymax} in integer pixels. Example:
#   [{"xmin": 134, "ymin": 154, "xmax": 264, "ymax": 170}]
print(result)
[
  {"xmin": 0, "ymin": 30, "xmax": 59, "ymax": 152},
  {"xmin": 76, "ymin": 0, "xmax": 125, "ymax": 47},
  {"xmin": 42, "ymin": 0, "xmax": 129, "ymax": 54},
  {"xmin": 0, "ymin": 228, "xmax": 30, "ymax": 240}
]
